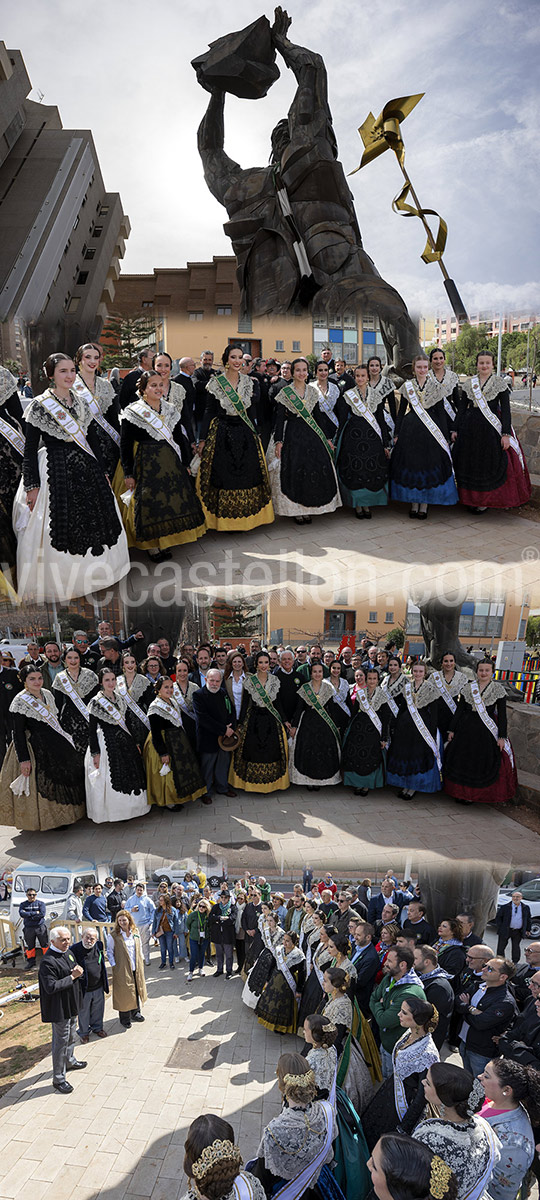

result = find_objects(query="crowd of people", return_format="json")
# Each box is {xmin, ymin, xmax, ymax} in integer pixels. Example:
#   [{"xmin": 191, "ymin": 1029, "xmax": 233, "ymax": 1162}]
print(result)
[
  {"xmin": 0, "ymin": 340, "xmax": 531, "ymax": 601},
  {"xmin": 0, "ymin": 627, "xmax": 518, "ymax": 831},
  {"xmin": 33, "ymin": 867, "xmax": 540, "ymax": 1200}
]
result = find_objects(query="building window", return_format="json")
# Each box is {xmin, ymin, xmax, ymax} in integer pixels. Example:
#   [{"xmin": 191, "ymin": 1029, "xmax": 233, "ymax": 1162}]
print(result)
[
  {"xmin": 72, "ymin": 215, "xmax": 79, "ymax": 231},
  {"xmin": 368, "ymin": 611, "xmax": 377, "ymax": 623},
  {"xmin": 66, "ymin": 297, "xmax": 80, "ymax": 314},
  {"xmin": 141, "ymin": 300, "xmax": 153, "ymax": 308},
  {"xmin": 189, "ymin": 311, "xmax": 204, "ymax": 322},
  {"xmin": 385, "ymin": 611, "xmax": 394, "ymax": 624},
  {"xmin": 292, "ymin": 341, "xmax": 301, "ymax": 352},
  {"xmin": 99, "ymin": 205, "xmax": 109, "ymax": 216},
  {"xmin": 92, "ymin": 224, "xmax": 103, "ymax": 238},
  {"xmin": 238, "ymin": 315, "xmax": 253, "ymax": 333},
  {"xmin": 84, "ymin": 248, "xmax": 96, "ymax": 260},
  {"xmin": 275, "ymin": 340, "xmax": 284, "ymax": 352},
  {"xmin": 217, "ymin": 306, "xmax": 232, "ymax": 316},
  {"xmin": 63, "ymin": 240, "xmax": 70, "ymax": 256},
  {"xmin": 324, "ymin": 610, "xmax": 356, "ymax": 638},
  {"xmin": 76, "ymin": 271, "xmax": 89, "ymax": 285}
]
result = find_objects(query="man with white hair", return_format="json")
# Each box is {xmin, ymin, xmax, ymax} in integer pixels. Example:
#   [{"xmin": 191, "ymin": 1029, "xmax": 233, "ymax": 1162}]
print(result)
[
  {"xmin": 193, "ymin": 668, "xmax": 238, "ymax": 802},
  {"xmin": 38, "ymin": 927, "xmax": 86, "ymax": 1093},
  {"xmin": 274, "ymin": 648, "xmax": 301, "ymax": 730},
  {"xmin": 72, "ymin": 926, "xmax": 109, "ymax": 1043}
]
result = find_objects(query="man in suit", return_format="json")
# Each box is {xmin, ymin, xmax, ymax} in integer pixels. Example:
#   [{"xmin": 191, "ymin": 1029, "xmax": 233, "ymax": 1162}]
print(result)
[
  {"xmin": 350, "ymin": 922, "xmax": 379, "ymax": 1015},
  {"xmin": 414, "ymin": 944, "xmax": 455, "ymax": 1050},
  {"xmin": 511, "ymin": 942, "xmax": 540, "ymax": 1008},
  {"xmin": 368, "ymin": 878, "xmax": 413, "ymax": 925},
  {"xmin": 38, "ymin": 927, "xmax": 86, "ymax": 1093},
  {"xmin": 190, "ymin": 645, "xmax": 212, "ymax": 688},
  {"xmin": 117, "ymin": 346, "xmax": 154, "ymax": 409},
  {"xmin": 193, "ymin": 669, "xmax": 237, "ymax": 803},
  {"xmin": 192, "ymin": 350, "xmax": 216, "ymax": 438},
  {"xmin": 173, "ymin": 356, "xmax": 197, "ymax": 433},
  {"xmin": 458, "ymin": 912, "xmax": 484, "ymax": 948},
  {"xmin": 402, "ymin": 900, "xmax": 436, "ymax": 945},
  {"xmin": 0, "ymin": 653, "xmax": 22, "ymax": 764},
  {"xmin": 496, "ymin": 891, "xmax": 532, "ymax": 963}
]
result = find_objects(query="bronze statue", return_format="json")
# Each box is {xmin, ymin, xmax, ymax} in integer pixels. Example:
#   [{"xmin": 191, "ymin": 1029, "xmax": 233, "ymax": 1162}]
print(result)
[{"xmin": 194, "ymin": 9, "xmax": 421, "ymax": 370}]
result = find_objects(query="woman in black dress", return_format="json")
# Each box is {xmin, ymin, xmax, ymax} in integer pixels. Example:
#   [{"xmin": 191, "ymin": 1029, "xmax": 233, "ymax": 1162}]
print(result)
[
  {"xmin": 256, "ymin": 931, "xmax": 306, "ymax": 1034},
  {"xmin": 390, "ymin": 353, "xmax": 458, "ymax": 519},
  {"xmin": 242, "ymin": 908, "xmax": 285, "ymax": 1010},
  {"xmin": 120, "ymin": 369, "xmax": 206, "ymax": 563},
  {"xmin": 145, "ymin": 676, "xmax": 206, "ymax": 811},
  {"xmin": 428, "ymin": 348, "xmax": 461, "ymax": 425},
  {"xmin": 172, "ymin": 656, "xmax": 200, "ymax": 753},
  {"xmin": 342, "ymin": 666, "xmax": 393, "ymax": 796},
  {"xmin": 298, "ymin": 915, "xmax": 333, "ymax": 1029},
  {"xmin": 196, "ymin": 344, "xmax": 273, "ymax": 532},
  {"xmin": 367, "ymin": 355, "xmax": 397, "ymax": 434},
  {"xmin": 0, "ymin": 663, "xmax": 85, "ymax": 831},
  {"xmin": 73, "ymin": 342, "xmax": 120, "ymax": 479},
  {"xmin": 86, "ymin": 668, "xmax": 149, "ymax": 824},
  {"xmin": 229, "ymin": 650, "xmax": 289, "ymax": 793},
  {"xmin": 289, "ymin": 662, "xmax": 341, "ymax": 788},
  {"xmin": 116, "ymin": 650, "xmax": 154, "ymax": 751},
  {"xmin": 52, "ymin": 645, "xmax": 98, "ymax": 756},
  {"xmin": 433, "ymin": 920, "xmax": 466, "ymax": 978},
  {"xmin": 386, "ymin": 662, "xmax": 442, "ymax": 801},
  {"xmin": 453, "ymin": 350, "xmax": 531, "ymax": 511},
  {"xmin": 336, "ymin": 363, "xmax": 391, "ymax": 519},
  {"xmin": 430, "ymin": 651, "xmax": 468, "ymax": 747},
  {"xmin": 0, "ymin": 367, "xmax": 25, "ymax": 579},
  {"xmin": 327, "ymin": 658, "xmax": 352, "ymax": 740},
  {"xmin": 268, "ymin": 357, "xmax": 341, "ymax": 524},
  {"xmin": 444, "ymin": 659, "xmax": 518, "ymax": 805}
]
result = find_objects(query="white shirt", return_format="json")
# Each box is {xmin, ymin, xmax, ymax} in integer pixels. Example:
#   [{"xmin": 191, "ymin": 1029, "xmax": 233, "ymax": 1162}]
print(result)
[
  {"xmin": 510, "ymin": 904, "xmax": 522, "ymax": 930},
  {"xmin": 106, "ymin": 930, "xmax": 136, "ymax": 970},
  {"xmin": 231, "ymin": 673, "xmax": 245, "ymax": 719}
]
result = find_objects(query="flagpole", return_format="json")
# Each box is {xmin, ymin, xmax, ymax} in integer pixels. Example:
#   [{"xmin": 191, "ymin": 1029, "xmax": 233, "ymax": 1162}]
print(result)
[{"xmin": 395, "ymin": 156, "xmax": 469, "ymax": 323}]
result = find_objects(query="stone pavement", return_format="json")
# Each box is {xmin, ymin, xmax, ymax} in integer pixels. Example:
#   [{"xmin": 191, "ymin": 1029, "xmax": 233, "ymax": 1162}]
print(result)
[
  {"xmin": 120, "ymin": 502, "xmax": 540, "ymax": 604},
  {"xmin": 0, "ymin": 958, "xmax": 293, "ymax": 1200},
  {"xmin": 0, "ymin": 784, "xmax": 538, "ymax": 880}
]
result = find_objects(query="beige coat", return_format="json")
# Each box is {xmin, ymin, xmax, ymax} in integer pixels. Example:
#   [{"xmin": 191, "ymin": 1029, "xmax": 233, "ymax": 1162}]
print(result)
[{"xmin": 110, "ymin": 930, "xmax": 147, "ymax": 1011}]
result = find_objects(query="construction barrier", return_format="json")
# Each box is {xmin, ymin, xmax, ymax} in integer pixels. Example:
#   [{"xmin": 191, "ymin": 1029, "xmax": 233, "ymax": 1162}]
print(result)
[
  {"xmin": 0, "ymin": 915, "xmax": 20, "ymax": 957},
  {"xmin": 50, "ymin": 918, "xmax": 115, "ymax": 942},
  {"xmin": 494, "ymin": 669, "xmax": 540, "ymax": 704}
]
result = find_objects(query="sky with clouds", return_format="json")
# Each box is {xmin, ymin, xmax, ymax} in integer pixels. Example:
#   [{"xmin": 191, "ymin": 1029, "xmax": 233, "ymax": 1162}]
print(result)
[{"xmin": 4, "ymin": 0, "xmax": 540, "ymax": 318}]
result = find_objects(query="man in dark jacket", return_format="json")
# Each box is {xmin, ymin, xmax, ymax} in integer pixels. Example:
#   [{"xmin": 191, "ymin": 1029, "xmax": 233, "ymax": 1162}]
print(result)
[
  {"xmin": 118, "ymin": 346, "xmax": 154, "ymax": 409},
  {"xmin": 457, "ymin": 912, "xmax": 484, "ymax": 948},
  {"xmin": 496, "ymin": 892, "xmax": 533, "ymax": 963},
  {"xmin": 192, "ymin": 350, "xmax": 216, "ymax": 437},
  {"xmin": 334, "ymin": 891, "xmax": 367, "ymax": 937},
  {"xmin": 350, "ymin": 923, "xmax": 380, "ymax": 1015},
  {"xmin": 455, "ymin": 955, "xmax": 517, "ymax": 1075},
  {"xmin": 19, "ymin": 886, "xmax": 48, "ymax": 968},
  {"xmin": 0, "ymin": 655, "xmax": 22, "ymax": 764},
  {"xmin": 498, "ymin": 971, "xmax": 540, "ymax": 1067},
  {"xmin": 414, "ymin": 944, "xmax": 455, "ymax": 1050},
  {"xmin": 38, "ymin": 927, "xmax": 86, "ymax": 1092},
  {"xmin": 402, "ymin": 901, "xmax": 436, "ymax": 946},
  {"xmin": 106, "ymin": 879, "xmax": 127, "ymax": 921},
  {"xmin": 368, "ymin": 878, "xmax": 413, "ymax": 925},
  {"xmin": 72, "ymin": 926, "xmax": 109, "ymax": 1042},
  {"xmin": 82, "ymin": 883, "xmax": 108, "ymax": 923},
  {"xmin": 193, "ymin": 669, "xmax": 237, "ymax": 802},
  {"xmin": 208, "ymin": 889, "xmax": 237, "ymax": 978},
  {"xmin": 512, "ymin": 943, "xmax": 540, "ymax": 1008}
]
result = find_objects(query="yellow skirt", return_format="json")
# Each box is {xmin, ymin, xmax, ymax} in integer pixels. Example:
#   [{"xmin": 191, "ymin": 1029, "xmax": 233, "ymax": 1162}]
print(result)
[
  {"xmin": 228, "ymin": 721, "xmax": 289, "ymax": 793},
  {"xmin": 196, "ymin": 417, "xmax": 275, "ymax": 532},
  {"xmin": 116, "ymin": 443, "xmax": 207, "ymax": 550},
  {"xmin": 143, "ymin": 734, "xmax": 207, "ymax": 807}
]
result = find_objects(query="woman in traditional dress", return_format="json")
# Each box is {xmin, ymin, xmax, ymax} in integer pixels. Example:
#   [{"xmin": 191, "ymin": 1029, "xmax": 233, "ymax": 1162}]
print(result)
[
  {"xmin": 336, "ymin": 363, "xmax": 391, "ymax": 519},
  {"xmin": 327, "ymin": 659, "xmax": 352, "ymax": 740},
  {"xmin": 256, "ymin": 930, "xmax": 306, "ymax": 1034},
  {"xmin": 14, "ymin": 353, "xmax": 129, "ymax": 601},
  {"xmin": 181, "ymin": 1113, "xmax": 266, "ymax": 1200},
  {"xmin": 85, "ymin": 667, "xmax": 149, "ymax": 823},
  {"xmin": 390, "ymin": 353, "xmax": 458, "ymax": 519},
  {"xmin": 301, "ymin": 899, "xmax": 322, "ymax": 958},
  {"xmin": 153, "ymin": 352, "xmax": 195, "ymax": 448},
  {"xmin": 106, "ymin": 910, "xmax": 147, "ymax": 1029},
  {"xmin": 368, "ymin": 1134, "xmax": 458, "ymax": 1200},
  {"xmin": 311, "ymin": 360, "xmax": 340, "ymax": 442},
  {"xmin": 289, "ymin": 662, "xmax": 342, "ymax": 789},
  {"xmin": 0, "ymin": 663, "xmax": 85, "ymax": 830},
  {"xmin": 321, "ymin": 966, "xmax": 377, "ymax": 1115},
  {"xmin": 268, "ymin": 357, "xmax": 341, "ymax": 524},
  {"xmin": 428, "ymin": 348, "xmax": 461, "ymax": 427},
  {"xmin": 116, "ymin": 650, "xmax": 154, "ymax": 750},
  {"xmin": 242, "ymin": 909, "xmax": 284, "ymax": 1010},
  {"xmin": 173, "ymin": 656, "xmax": 200, "ymax": 753},
  {"xmin": 478, "ymin": 1058, "xmax": 538, "ymax": 1200},
  {"xmin": 304, "ymin": 1013, "xmax": 339, "ymax": 1100},
  {"xmin": 363, "ymin": 997, "xmax": 439, "ymax": 1151},
  {"xmin": 367, "ymin": 355, "xmax": 397, "ymax": 435},
  {"xmin": 386, "ymin": 661, "xmax": 442, "ymax": 801},
  {"xmin": 343, "ymin": 666, "xmax": 394, "ymax": 796},
  {"xmin": 0, "ymin": 366, "xmax": 25, "ymax": 580},
  {"xmin": 241, "ymin": 888, "xmax": 264, "ymax": 975},
  {"xmin": 144, "ymin": 675, "xmax": 206, "ymax": 811},
  {"xmin": 120, "ymin": 369, "xmax": 206, "ymax": 564},
  {"xmin": 73, "ymin": 342, "xmax": 120, "ymax": 478},
  {"xmin": 298, "ymin": 917, "xmax": 332, "ymax": 1028},
  {"xmin": 381, "ymin": 655, "xmax": 406, "ymax": 703},
  {"xmin": 52, "ymin": 645, "xmax": 98, "ymax": 755},
  {"xmin": 413, "ymin": 1062, "xmax": 500, "ymax": 1200},
  {"xmin": 196, "ymin": 344, "xmax": 273, "ymax": 532},
  {"xmin": 229, "ymin": 650, "xmax": 289, "ymax": 793},
  {"xmin": 453, "ymin": 350, "xmax": 531, "ymax": 512},
  {"xmin": 432, "ymin": 920, "xmax": 466, "ymax": 978},
  {"xmin": 430, "ymin": 652, "xmax": 469, "ymax": 746},
  {"xmin": 248, "ymin": 1053, "xmax": 337, "ymax": 1200},
  {"xmin": 444, "ymin": 659, "xmax": 518, "ymax": 805}
]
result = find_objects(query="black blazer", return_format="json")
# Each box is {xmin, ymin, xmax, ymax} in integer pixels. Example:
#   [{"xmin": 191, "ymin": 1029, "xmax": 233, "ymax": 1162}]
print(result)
[
  {"xmin": 496, "ymin": 901, "xmax": 532, "ymax": 937},
  {"xmin": 455, "ymin": 982, "xmax": 517, "ymax": 1056},
  {"xmin": 118, "ymin": 367, "xmax": 143, "ymax": 410},
  {"xmin": 350, "ymin": 941, "xmax": 380, "ymax": 1014},
  {"xmin": 193, "ymin": 686, "xmax": 236, "ymax": 753},
  {"xmin": 71, "ymin": 938, "xmax": 109, "ymax": 995},
  {"xmin": 38, "ymin": 948, "xmax": 82, "ymax": 1023}
]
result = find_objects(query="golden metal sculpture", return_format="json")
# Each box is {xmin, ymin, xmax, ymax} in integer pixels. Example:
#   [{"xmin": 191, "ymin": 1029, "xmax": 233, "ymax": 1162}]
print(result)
[{"xmin": 351, "ymin": 95, "xmax": 468, "ymax": 321}]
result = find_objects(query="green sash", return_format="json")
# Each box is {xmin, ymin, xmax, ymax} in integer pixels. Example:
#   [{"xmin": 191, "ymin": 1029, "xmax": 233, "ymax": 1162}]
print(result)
[
  {"xmin": 280, "ymin": 384, "xmax": 335, "ymax": 459},
  {"xmin": 248, "ymin": 675, "xmax": 283, "ymax": 726},
  {"xmin": 215, "ymin": 373, "xmax": 256, "ymax": 433},
  {"xmin": 302, "ymin": 682, "xmax": 340, "ymax": 743}
]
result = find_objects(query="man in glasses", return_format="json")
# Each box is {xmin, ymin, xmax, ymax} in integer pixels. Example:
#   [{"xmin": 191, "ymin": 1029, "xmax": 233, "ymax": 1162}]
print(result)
[
  {"xmin": 456, "ymin": 955, "xmax": 517, "ymax": 1076},
  {"xmin": 495, "ymin": 890, "xmax": 533, "ymax": 963},
  {"xmin": 19, "ymin": 885, "xmax": 48, "ymax": 968},
  {"xmin": 498, "ymin": 970, "xmax": 540, "ymax": 1068},
  {"xmin": 511, "ymin": 942, "xmax": 540, "ymax": 1009}
]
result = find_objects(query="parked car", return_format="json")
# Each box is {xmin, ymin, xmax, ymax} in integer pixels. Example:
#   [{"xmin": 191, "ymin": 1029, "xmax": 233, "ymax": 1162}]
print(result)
[
  {"xmin": 495, "ymin": 877, "xmax": 540, "ymax": 938},
  {"xmin": 9, "ymin": 860, "xmax": 98, "ymax": 928},
  {"xmin": 151, "ymin": 859, "xmax": 225, "ymax": 888}
]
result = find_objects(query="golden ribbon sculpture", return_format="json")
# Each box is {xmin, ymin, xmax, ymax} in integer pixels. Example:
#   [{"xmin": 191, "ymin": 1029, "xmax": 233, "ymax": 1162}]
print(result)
[{"xmin": 351, "ymin": 95, "xmax": 468, "ymax": 320}]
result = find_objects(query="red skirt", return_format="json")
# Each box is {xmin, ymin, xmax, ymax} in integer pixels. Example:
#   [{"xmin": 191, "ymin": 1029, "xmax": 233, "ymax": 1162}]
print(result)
[
  {"xmin": 444, "ymin": 743, "xmax": 517, "ymax": 804},
  {"xmin": 459, "ymin": 443, "xmax": 531, "ymax": 509}
]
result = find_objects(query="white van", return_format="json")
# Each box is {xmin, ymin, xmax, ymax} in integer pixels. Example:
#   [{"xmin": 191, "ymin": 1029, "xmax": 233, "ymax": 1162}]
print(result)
[{"xmin": 9, "ymin": 860, "xmax": 98, "ymax": 930}]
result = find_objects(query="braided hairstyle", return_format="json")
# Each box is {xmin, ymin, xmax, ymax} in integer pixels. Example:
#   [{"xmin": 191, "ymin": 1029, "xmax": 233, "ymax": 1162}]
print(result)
[
  {"xmin": 403, "ymin": 994, "xmax": 439, "ymax": 1035},
  {"xmin": 184, "ymin": 1115, "xmax": 243, "ymax": 1200},
  {"xmin": 490, "ymin": 1058, "xmax": 540, "ymax": 1123},
  {"xmin": 428, "ymin": 1063, "xmax": 482, "ymax": 1118},
  {"xmin": 277, "ymin": 1052, "xmax": 317, "ymax": 1106},
  {"xmin": 305, "ymin": 1013, "xmax": 338, "ymax": 1048},
  {"xmin": 376, "ymin": 1133, "xmax": 458, "ymax": 1200},
  {"xmin": 325, "ymin": 966, "xmax": 349, "ymax": 993}
]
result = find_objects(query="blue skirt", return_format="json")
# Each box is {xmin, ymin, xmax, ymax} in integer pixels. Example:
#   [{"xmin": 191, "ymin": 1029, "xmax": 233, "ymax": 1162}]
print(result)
[
  {"xmin": 387, "ymin": 760, "xmax": 442, "ymax": 792},
  {"xmin": 344, "ymin": 763, "xmax": 385, "ymax": 789},
  {"xmin": 340, "ymin": 482, "xmax": 388, "ymax": 508},
  {"xmin": 390, "ymin": 475, "xmax": 458, "ymax": 505}
]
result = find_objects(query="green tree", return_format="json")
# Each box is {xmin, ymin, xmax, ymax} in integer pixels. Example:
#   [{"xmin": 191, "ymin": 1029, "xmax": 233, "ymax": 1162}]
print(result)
[
  {"xmin": 438, "ymin": 324, "xmax": 491, "ymax": 375},
  {"xmin": 387, "ymin": 626, "xmax": 405, "ymax": 649},
  {"xmin": 214, "ymin": 603, "xmax": 261, "ymax": 638},
  {"xmin": 100, "ymin": 312, "xmax": 156, "ymax": 369},
  {"xmin": 4, "ymin": 357, "xmax": 20, "ymax": 376},
  {"xmin": 525, "ymin": 615, "xmax": 540, "ymax": 648}
]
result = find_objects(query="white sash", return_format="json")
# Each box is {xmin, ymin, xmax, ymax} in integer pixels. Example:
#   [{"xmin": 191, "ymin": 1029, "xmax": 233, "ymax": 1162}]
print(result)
[
  {"xmin": 344, "ymin": 387, "xmax": 383, "ymax": 439},
  {"xmin": 273, "ymin": 1100, "xmax": 333, "ymax": 1200},
  {"xmin": 116, "ymin": 678, "xmax": 150, "ymax": 729},
  {"xmin": 20, "ymin": 692, "xmax": 76, "ymax": 747},
  {"xmin": 469, "ymin": 681, "xmax": 514, "ymax": 767},
  {"xmin": 315, "ymin": 386, "xmax": 339, "ymax": 429},
  {"xmin": 232, "ymin": 1174, "xmax": 258, "ymax": 1200},
  {"xmin": 40, "ymin": 394, "xmax": 97, "ymax": 458},
  {"xmin": 173, "ymin": 684, "xmax": 193, "ymax": 714},
  {"xmin": 73, "ymin": 376, "xmax": 121, "ymax": 446},
  {"xmin": 313, "ymin": 956, "xmax": 325, "ymax": 988},
  {"xmin": 403, "ymin": 682, "xmax": 441, "ymax": 770},
  {"xmin": 470, "ymin": 376, "xmax": 524, "ymax": 468},
  {"xmin": 383, "ymin": 690, "xmax": 398, "ymax": 718},
  {"xmin": 0, "ymin": 414, "xmax": 24, "ymax": 456},
  {"xmin": 443, "ymin": 398, "xmax": 456, "ymax": 421},
  {"xmin": 355, "ymin": 688, "xmax": 382, "ymax": 734},
  {"xmin": 57, "ymin": 671, "xmax": 91, "ymax": 723},
  {"xmin": 275, "ymin": 946, "xmax": 300, "ymax": 1001},
  {"xmin": 95, "ymin": 694, "xmax": 130, "ymax": 734},
  {"xmin": 431, "ymin": 671, "xmax": 457, "ymax": 714},
  {"xmin": 404, "ymin": 380, "xmax": 454, "ymax": 465},
  {"xmin": 129, "ymin": 400, "xmax": 183, "ymax": 462},
  {"xmin": 149, "ymin": 695, "xmax": 183, "ymax": 727}
]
